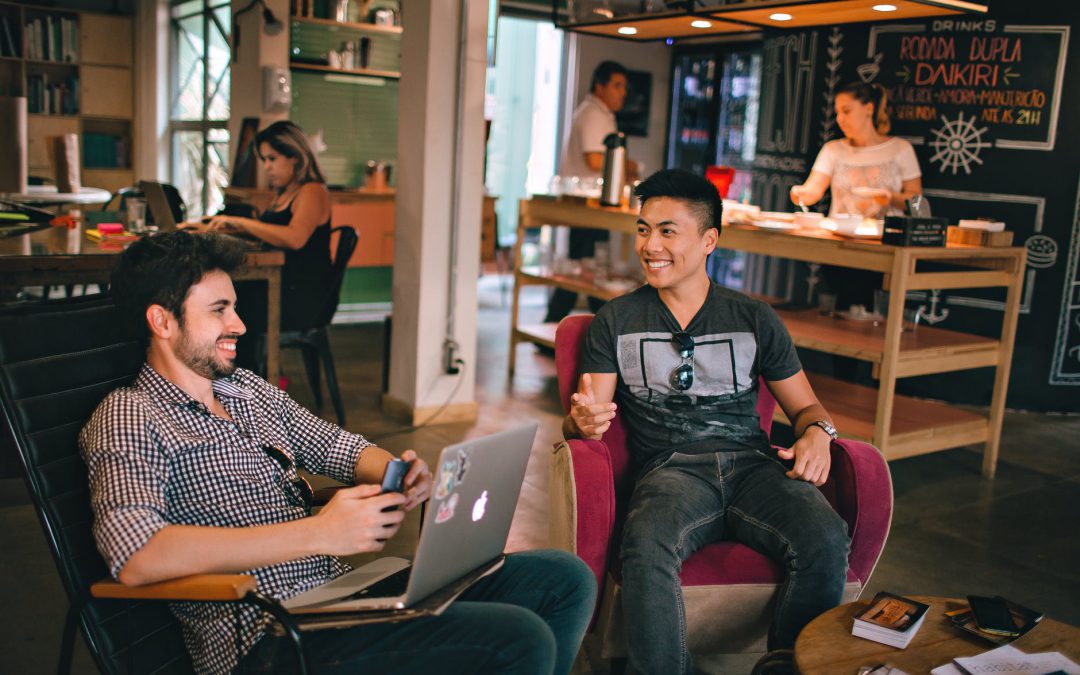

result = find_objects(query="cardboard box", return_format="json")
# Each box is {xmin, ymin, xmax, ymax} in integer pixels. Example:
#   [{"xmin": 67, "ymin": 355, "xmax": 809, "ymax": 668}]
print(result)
[{"xmin": 947, "ymin": 226, "xmax": 1014, "ymax": 247}]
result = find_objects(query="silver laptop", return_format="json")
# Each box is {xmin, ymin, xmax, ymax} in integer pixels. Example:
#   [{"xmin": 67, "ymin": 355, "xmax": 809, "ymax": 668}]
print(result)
[
  {"xmin": 139, "ymin": 181, "xmax": 178, "ymax": 231},
  {"xmin": 282, "ymin": 424, "xmax": 538, "ymax": 613}
]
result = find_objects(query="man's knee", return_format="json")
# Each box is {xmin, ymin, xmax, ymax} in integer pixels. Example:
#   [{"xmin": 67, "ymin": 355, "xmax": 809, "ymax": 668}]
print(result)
[
  {"xmin": 789, "ymin": 507, "xmax": 849, "ymax": 576},
  {"xmin": 486, "ymin": 606, "xmax": 558, "ymax": 671},
  {"xmin": 538, "ymin": 549, "xmax": 597, "ymax": 605}
]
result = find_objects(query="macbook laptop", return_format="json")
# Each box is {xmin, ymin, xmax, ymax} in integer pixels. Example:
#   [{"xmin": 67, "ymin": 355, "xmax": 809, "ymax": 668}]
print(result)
[
  {"xmin": 139, "ymin": 180, "xmax": 181, "ymax": 232},
  {"xmin": 282, "ymin": 423, "xmax": 538, "ymax": 613}
]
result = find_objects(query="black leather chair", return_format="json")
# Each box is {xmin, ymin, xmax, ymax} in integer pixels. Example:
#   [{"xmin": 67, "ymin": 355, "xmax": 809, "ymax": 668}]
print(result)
[
  {"xmin": 0, "ymin": 296, "xmax": 305, "ymax": 674},
  {"xmin": 280, "ymin": 225, "xmax": 359, "ymax": 426}
]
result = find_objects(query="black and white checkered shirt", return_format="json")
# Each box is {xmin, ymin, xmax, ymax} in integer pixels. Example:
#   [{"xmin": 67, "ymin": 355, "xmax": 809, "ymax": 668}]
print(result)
[{"xmin": 80, "ymin": 364, "xmax": 372, "ymax": 674}]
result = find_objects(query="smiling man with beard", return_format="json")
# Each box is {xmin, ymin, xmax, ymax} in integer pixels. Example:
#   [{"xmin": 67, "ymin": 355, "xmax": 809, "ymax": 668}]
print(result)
[{"xmin": 79, "ymin": 231, "xmax": 595, "ymax": 675}]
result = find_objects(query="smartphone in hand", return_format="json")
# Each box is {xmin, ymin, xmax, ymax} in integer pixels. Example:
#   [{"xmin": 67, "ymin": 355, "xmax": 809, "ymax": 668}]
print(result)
[
  {"xmin": 379, "ymin": 459, "xmax": 410, "ymax": 514},
  {"xmin": 967, "ymin": 595, "xmax": 1020, "ymax": 636},
  {"xmin": 381, "ymin": 459, "xmax": 409, "ymax": 494}
]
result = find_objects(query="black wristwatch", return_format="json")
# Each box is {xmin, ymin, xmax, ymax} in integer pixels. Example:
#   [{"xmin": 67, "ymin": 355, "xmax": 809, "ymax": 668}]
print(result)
[{"xmin": 806, "ymin": 420, "xmax": 838, "ymax": 441}]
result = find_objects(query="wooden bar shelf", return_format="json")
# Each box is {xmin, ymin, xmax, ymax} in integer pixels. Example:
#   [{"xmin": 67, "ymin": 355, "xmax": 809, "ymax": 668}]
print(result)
[{"xmin": 512, "ymin": 198, "xmax": 1026, "ymax": 477}]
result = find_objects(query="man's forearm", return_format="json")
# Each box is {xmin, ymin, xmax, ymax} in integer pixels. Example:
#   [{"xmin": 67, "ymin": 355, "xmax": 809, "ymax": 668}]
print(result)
[
  {"xmin": 790, "ymin": 404, "xmax": 833, "ymax": 439},
  {"xmin": 354, "ymin": 445, "xmax": 395, "ymax": 485},
  {"xmin": 119, "ymin": 518, "xmax": 322, "ymax": 586}
]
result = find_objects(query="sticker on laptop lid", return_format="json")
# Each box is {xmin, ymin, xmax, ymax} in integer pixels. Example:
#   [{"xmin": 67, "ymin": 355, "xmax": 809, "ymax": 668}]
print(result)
[
  {"xmin": 435, "ymin": 492, "xmax": 459, "ymax": 524},
  {"xmin": 455, "ymin": 448, "xmax": 471, "ymax": 482},
  {"xmin": 435, "ymin": 458, "xmax": 457, "ymax": 500}
]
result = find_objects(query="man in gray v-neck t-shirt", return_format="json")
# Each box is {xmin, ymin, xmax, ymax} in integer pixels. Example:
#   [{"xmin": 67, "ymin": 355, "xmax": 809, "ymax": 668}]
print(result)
[{"xmin": 564, "ymin": 169, "xmax": 850, "ymax": 675}]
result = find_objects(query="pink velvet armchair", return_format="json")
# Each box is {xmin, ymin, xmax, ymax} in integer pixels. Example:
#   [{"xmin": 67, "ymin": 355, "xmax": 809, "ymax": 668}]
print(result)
[{"xmin": 549, "ymin": 314, "xmax": 893, "ymax": 660}]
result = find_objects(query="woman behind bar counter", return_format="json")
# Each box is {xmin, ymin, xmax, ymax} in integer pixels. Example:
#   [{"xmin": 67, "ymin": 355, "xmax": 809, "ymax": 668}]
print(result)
[
  {"xmin": 182, "ymin": 120, "xmax": 332, "ymax": 370},
  {"xmin": 790, "ymin": 82, "xmax": 922, "ymax": 218},
  {"xmin": 790, "ymin": 82, "xmax": 924, "ymax": 315}
]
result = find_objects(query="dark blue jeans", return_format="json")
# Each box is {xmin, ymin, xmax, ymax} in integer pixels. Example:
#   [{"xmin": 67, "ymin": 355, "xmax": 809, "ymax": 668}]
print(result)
[
  {"xmin": 620, "ymin": 449, "xmax": 850, "ymax": 675},
  {"xmin": 240, "ymin": 550, "xmax": 596, "ymax": 674}
]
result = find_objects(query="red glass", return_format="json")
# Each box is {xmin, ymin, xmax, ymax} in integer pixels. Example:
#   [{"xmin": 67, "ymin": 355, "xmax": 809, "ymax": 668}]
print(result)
[{"xmin": 705, "ymin": 165, "xmax": 736, "ymax": 199}]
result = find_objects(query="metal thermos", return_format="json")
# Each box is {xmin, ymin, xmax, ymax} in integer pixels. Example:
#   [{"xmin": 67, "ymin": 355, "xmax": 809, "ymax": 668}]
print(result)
[{"xmin": 600, "ymin": 132, "xmax": 626, "ymax": 206}]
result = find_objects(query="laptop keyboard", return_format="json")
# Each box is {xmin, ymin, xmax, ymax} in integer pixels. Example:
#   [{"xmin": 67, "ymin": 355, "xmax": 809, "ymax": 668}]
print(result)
[{"xmin": 343, "ymin": 566, "xmax": 412, "ymax": 600}]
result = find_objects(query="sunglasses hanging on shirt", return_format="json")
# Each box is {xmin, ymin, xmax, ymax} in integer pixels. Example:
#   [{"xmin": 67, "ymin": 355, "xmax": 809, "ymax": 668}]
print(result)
[
  {"xmin": 263, "ymin": 445, "xmax": 314, "ymax": 509},
  {"xmin": 670, "ymin": 331, "xmax": 695, "ymax": 392}
]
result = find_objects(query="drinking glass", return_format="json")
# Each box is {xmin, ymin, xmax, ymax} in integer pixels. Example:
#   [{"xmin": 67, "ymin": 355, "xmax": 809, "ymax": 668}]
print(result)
[{"xmin": 125, "ymin": 198, "xmax": 147, "ymax": 234}]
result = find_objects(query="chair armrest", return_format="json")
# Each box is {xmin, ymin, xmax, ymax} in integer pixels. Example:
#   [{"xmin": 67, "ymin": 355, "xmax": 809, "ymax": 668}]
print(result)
[
  {"xmin": 828, "ymin": 439, "xmax": 893, "ymax": 585},
  {"xmin": 91, "ymin": 574, "xmax": 258, "ymax": 601},
  {"xmin": 551, "ymin": 439, "xmax": 617, "ymax": 594}
]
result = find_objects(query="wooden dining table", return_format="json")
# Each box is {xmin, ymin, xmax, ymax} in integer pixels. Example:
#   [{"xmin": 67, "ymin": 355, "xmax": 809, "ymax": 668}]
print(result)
[{"xmin": 0, "ymin": 224, "xmax": 286, "ymax": 382}]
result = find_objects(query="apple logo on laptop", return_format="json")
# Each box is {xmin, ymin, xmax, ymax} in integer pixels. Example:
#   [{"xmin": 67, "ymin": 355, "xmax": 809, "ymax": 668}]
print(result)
[{"xmin": 471, "ymin": 490, "xmax": 488, "ymax": 522}]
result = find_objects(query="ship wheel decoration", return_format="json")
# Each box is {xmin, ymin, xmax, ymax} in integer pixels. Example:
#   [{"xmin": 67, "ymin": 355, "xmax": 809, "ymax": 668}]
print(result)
[{"xmin": 929, "ymin": 112, "xmax": 992, "ymax": 175}]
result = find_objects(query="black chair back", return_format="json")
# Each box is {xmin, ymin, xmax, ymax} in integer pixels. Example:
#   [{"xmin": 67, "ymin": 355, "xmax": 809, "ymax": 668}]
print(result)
[
  {"xmin": 0, "ymin": 297, "xmax": 194, "ymax": 674},
  {"xmin": 313, "ymin": 226, "xmax": 359, "ymax": 329}
]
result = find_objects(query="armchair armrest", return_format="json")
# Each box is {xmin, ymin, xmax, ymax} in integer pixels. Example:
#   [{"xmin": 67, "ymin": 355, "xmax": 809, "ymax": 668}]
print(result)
[
  {"xmin": 827, "ymin": 439, "xmax": 893, "ymax": 586},
  {"xmin": 91, "ymin": 574, "xmax": 257, "ymax": 601},
  {"xmin": 550, "ymin": 439, "xmax": 617, "ymax": 594}
]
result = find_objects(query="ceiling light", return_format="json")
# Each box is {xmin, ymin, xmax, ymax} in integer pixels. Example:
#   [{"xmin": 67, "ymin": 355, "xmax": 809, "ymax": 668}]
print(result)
[
  {"xmin": 872, "ymin": 3, "xmax": 898, "ymax": 10},
  {"xmin": 617, "ymin": 26, "xmax": 638, "ymax": 35},
  {"xmin": 769, "ymin": 12, "xmax": 793, "ymax": 21},
  {"xmin": 690, "ymin": 20, "xmax": 712, "ymax": 29}
]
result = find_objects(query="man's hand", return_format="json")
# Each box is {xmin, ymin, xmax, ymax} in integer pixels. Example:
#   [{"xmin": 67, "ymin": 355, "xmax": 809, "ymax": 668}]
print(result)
[
  {"xmin": 313, "ymin": 484, "xmax": 407, "ymax": 555},
  {"xmin": 776, "ymin": 426, "xmax": 832, "ymax": 486},
  {"xmin": 399, "ymin": 449, "xmax": 432, "ymax": 511},
  {"xmin": 569, "ymin": 373, "xmax": 617, "ymax": 439}
]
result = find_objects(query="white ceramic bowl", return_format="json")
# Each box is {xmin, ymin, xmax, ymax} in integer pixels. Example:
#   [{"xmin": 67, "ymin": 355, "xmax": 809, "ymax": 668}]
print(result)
[{"xmin": 794, "ymin": 212, "xmax": 824, "ymax": 229}]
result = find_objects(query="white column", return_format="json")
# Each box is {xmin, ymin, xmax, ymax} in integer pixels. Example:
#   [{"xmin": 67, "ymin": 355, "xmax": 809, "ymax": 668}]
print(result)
[
  {"xmin": 227, "ymin": 0, "xmax": 291, "ymax": 170},
  {"xmin": 384, "ymin": 0, "xmax": 487, "ymax": 424},
  {"xmin": 134, "ymin": 0, "xmax": 170, "ymax": 180}
]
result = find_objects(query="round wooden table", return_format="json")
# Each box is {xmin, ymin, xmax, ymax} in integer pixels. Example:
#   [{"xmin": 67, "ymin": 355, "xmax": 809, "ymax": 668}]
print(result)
[{"xmin": 795, "ymin": 595, "xmax": 1080, "ymax": 674}]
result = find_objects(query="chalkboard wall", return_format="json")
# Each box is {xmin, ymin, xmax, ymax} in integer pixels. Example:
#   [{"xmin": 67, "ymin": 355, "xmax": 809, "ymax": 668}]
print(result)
[{"xmin": 746, "ymin": 4, "xmax": 1080, "ymax": 413}]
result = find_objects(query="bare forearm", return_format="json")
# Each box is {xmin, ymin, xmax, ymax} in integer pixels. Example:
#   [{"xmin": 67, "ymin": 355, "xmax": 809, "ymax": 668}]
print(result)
[
  {"xmin": 790, "ymin": 404, "xmax": 832, "ymax": 438},
  {"xmin": 354, "ymin": 445, "xmax": 394, "ymax": 484},
  {"xmin": 238, "ymin": 219, "xmax": 309, "ymax": 249},
  {"xmin": 119, "ymin": 519, "xmax": 320, "ymax": 586}
]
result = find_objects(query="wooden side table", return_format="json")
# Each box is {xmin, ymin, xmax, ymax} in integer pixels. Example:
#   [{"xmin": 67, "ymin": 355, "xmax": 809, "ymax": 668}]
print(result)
[{"xmin": 795, "ymin": 595, "xmax": 1080, "ymax": 674}]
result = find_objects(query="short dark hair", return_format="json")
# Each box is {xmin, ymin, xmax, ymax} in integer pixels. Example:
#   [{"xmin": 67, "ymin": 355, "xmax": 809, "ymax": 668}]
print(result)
[
  {"xmin": 591, "ymin": 60, "xmax": 628, "ymax": 91},
  {"xmin": 110, "ymin": 231, "xmax": 246, "ymax": 345},
  {"xmin": 634, "ymin": 168, "xmax": 723, "ymax": 234}
]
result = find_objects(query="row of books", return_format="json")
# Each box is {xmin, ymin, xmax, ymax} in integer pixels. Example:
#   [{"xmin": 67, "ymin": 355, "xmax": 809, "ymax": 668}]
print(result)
[
  {"xmin": 23, "ymin": 15, "xmax": 79, "ymax": 62},
  {"xmin": 27, "ymin": 73, "xmax": 78, "ymax": 115},
  {"xmin": 84, "ymin": 132, "xmax": 130, "ymax": 170}
]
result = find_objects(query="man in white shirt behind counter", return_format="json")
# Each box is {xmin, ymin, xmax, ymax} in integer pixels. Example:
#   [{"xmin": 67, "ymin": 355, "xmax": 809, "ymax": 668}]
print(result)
[{"xmin": 545, "ymin": 60, "xmax": 640, "ymax": 326}]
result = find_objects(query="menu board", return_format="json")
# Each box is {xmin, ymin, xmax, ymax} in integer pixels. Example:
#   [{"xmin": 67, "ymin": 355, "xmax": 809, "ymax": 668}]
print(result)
[{"xmin": 876, "ymin": 20, "xmax": 1068, "ymax": 161}]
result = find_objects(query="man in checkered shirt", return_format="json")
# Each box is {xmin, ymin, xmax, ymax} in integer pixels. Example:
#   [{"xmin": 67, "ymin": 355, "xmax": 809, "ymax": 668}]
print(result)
[{"xmin": 80, "ymin": 232, "xmax": 596, "ymax": 674}]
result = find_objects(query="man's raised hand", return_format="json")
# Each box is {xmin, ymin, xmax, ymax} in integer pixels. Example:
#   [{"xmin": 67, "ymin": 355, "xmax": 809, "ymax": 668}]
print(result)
[{"xmin": 569, "ymin": 373, "xmax": 617, "ymax": 439}]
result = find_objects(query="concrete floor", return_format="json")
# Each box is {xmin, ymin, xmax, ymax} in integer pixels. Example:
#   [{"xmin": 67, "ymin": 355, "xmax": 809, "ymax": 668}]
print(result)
[{"xmin": 2, "ymin": 276, "xmax": 1079, "ymax": 673}]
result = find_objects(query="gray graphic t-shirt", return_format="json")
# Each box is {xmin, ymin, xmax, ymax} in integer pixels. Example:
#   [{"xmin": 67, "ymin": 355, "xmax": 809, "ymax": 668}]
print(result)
[{"xmin": 582, "ymin": 283, "xmax": 802, "ymax": 471}]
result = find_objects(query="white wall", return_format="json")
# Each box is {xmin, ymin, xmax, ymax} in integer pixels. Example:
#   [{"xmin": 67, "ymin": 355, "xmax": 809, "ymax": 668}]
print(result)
[{"xmin": 565, "ymin": 34, "xmax": 672, "ymax": 175}]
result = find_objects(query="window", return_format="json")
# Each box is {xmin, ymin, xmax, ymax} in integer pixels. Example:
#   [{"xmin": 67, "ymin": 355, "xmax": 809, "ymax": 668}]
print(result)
[{"xmin": 169, "ymin": 0, "xmax": 231, "ymax": 217}]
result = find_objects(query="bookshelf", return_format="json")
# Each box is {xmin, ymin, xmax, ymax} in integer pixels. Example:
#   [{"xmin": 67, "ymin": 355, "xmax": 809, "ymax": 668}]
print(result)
[{"xmin": 0, "ymin": 3, "xmax": 135, "ymax": 195}]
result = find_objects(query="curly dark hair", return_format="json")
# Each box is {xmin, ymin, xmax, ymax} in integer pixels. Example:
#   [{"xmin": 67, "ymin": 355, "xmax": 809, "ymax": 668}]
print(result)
[
  {"xmin": 633, "ymin": 168, "xmax": 724, "ymax": 234},
  {"xmin": 110, "ymin": 231, "xmax": 246, "ymax": 345}
]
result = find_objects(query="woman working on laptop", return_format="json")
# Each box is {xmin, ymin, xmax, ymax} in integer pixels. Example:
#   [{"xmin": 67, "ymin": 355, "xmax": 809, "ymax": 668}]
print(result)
[{"xmin": 181, "ymin": 120, "xmax": 332, "ymax": 369}]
